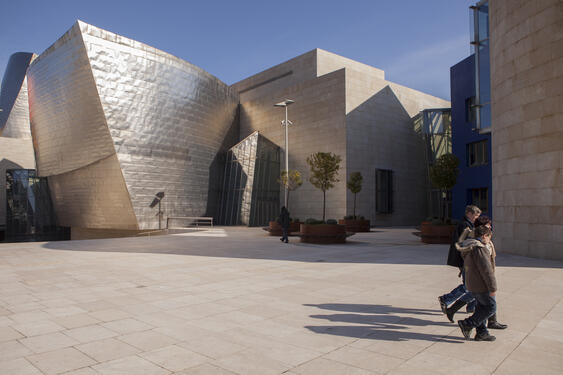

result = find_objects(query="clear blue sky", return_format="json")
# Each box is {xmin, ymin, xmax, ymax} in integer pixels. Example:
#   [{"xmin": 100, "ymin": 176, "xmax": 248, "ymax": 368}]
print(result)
[{"xmin": 0, "ymin": 0, "xmax": 476, "ymax": 100}]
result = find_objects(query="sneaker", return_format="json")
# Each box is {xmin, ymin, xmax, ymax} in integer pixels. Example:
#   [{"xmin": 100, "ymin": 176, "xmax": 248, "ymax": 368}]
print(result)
[
  {"xmin": 474, "ymin": 332, "xmax": 496, "ymax": 341},
  {"xmin": 458, "ymin": 320, "xmax": 473, "ymax": 339},
  {"xmin": 438, "ymin": 296, "xmax": 447, "ymax": 314},
  {"xmin": 488, "ymin": 321, "xmax": 508, "ymax": 329}
]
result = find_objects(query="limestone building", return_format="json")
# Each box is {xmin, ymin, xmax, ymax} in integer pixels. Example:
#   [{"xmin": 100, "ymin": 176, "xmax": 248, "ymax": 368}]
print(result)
[
  {"xmin": 233, "ymin": 49, "xmax": 449, "ymax": 225},
  {"xmin": 489, "ymin": 0, "xmax": 563, "ymax": 260}
]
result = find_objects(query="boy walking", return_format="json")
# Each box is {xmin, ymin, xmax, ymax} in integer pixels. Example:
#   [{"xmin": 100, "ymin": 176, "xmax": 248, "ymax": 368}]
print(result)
[{"xmin": 457, "ymin": 226, "xmax": 497, "ymax": 341}]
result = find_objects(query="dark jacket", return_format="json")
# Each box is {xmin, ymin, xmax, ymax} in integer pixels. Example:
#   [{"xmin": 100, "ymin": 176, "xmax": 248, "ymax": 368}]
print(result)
[
  {"xmin": 457, "ymin": 238, "xmax": 497, "ymax": 293},
  {"xmin": 278, "ymin": 208, "xmax": 290, "ymax": 228},
  {"xmin": 446, "ymin": 216, "xmax": 473, "ymax": 268}
]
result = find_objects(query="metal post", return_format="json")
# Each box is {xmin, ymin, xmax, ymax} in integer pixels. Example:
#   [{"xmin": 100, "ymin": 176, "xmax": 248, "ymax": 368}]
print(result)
[
  {"xmin": 284, "ymin": 105, "xmax": 289, "ymax": 207},
  {"xmin": 274, "ymin": 99, "xmax": 294, "ymax": 209}
]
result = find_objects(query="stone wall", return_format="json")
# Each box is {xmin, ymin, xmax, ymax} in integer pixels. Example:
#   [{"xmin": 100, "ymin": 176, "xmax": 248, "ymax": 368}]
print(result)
[
  {"xmin": 345, "ymin": 70, "xmax": 449, "ymax": 226},
  {"xmin": 238, "ymin": 68, "xmax": 347, "ymax": 222},
  {"xmin": 234, "ymin": 49, "xmax": 449, "ymax": 224},
  {"xmin": 490, "ymin": 0, "xmax": 563, "ymax": 260}
]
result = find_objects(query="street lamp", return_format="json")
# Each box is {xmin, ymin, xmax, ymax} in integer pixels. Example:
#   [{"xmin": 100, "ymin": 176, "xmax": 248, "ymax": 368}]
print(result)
[
  {"xmin": 274, "ymin": 99, "xmax": 295, "ymax": 207},
  {"xmin": 149, "ymin": 191, "xmax": 165, "ymax": 229}
]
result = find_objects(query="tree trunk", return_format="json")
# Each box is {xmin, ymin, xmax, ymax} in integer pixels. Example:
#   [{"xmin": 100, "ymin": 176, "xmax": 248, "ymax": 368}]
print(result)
[
  {"xmin": 287, "ymin": 190, "xmax": 290, "ymax": 211},
  {"xmin": 322, "ymin": 190, "xmax": 326, "ymax": 222},
  {"xmin": 353, "ymin": 193, "xmax": 357, "ymax": 218}
]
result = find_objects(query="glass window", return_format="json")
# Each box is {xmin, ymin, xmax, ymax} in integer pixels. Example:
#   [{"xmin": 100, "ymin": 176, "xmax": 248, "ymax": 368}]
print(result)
[
  {"xmin": 376, "ymin": 169, "xmax": 393, "ymax": 214},
  {"xmin": 5, "ymin": 169, "xmax": 68, "ymax": 242},
  {"xmin": 473, "ymin": 1, "xmax": 491, "ymax": 130},
  {"xmin": 465, "ymin": 96, "xmax": 476, "ymax": 124},
  {"xmin": 218, "ymin": 132, "xmax": 280, "ymax": 226},
  {"xmin": 470, "ymin": 188, "xmax": 488, "ymax": 213},
  {"xmin": 466, "ymin": 140, "xmax": 488, "ymax": 167}
]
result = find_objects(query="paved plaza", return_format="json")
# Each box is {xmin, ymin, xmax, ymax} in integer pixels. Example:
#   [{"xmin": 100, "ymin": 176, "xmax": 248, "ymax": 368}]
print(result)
[{"xmin": 1, "ymin": 227, "xmax": 562, "ymax": 374}]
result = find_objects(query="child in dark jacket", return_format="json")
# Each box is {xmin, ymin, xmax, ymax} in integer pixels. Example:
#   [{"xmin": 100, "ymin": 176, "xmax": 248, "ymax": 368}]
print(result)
[
  {"xmin": 454, "ymin": 216, "xmax": 507, "ymax": 329},
  {"xmin": 457, "ymin": 225, "xmax": 498, "ymax": 341}
]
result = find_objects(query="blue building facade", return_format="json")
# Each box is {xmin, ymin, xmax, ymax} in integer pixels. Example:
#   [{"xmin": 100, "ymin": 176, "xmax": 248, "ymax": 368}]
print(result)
[{"xmin": 450, "ymin": 54, "xmax": 492, "ymax": 220}]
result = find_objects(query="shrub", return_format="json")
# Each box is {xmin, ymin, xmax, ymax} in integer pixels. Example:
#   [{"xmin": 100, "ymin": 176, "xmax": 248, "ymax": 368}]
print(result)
[{"xmin": 326, "ymin": 219, "xmax": 337, "ymax": 225}]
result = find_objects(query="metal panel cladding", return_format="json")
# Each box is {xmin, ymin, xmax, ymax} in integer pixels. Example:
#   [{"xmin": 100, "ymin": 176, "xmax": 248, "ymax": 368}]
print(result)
[
  {"xmin": 28, "ymin": 21, "xmax": 239, "ymax": 230},
  {"xmin": 219, "ymin": 132, "xmax": 280, "ymax": 226},
  {"xmin": 0, "ymin": 52, "xmax": 36, "ymax": 139}
]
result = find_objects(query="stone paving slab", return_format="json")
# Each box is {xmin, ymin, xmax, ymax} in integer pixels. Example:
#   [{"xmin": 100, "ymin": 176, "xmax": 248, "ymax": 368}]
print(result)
[{"xmin": 0, "ymin": 227, "xmax": 562, "ymax": 374}]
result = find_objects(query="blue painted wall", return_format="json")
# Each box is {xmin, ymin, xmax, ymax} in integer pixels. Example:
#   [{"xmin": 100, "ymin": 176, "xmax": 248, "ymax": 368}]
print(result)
[{"xmin": 450, "ymin": 54, "xmax": 492, "ymax": 219}]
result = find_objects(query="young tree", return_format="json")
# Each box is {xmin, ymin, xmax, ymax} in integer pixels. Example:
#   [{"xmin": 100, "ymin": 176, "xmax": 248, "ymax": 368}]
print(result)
[
  {"xmin": 347, "ymin": 172, "xmax": 363, "ymax": 219},
  {"xmin": 278, "ymin": 170, "xmax": 303, "ymax": 211},
  {"xmin": 429, "ymin": 153, "xmax": 460, "ymax": 222},
  {"xmin": 306, "ymin": 152, "xmax": 342, "ymax": 221}
]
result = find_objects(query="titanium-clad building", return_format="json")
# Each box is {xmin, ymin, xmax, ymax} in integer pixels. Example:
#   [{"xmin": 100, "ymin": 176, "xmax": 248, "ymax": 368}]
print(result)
[
  {"xmin": 2, "ymin": 21, "xmax": 453, "ymax": 239},
  {"xmin": 0, "ymin": 52, "xmax": 35, "ymax": 139},
  {"xmin": 0, "ymin": 52, "xmax": 37, "ymax": 240},
  {"xmin": 218, "ymin": 131, "xmax": 280, "ymax": 226},
  {"xmin": 27, "ymin": 21, "xmax": 239, "ymax": 236}
]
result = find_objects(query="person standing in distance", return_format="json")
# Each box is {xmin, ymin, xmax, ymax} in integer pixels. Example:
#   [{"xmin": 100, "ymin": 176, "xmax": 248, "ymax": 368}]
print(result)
[{"xmin": 278, "ymin": 206, "xmax": 290, "ymax": 243}]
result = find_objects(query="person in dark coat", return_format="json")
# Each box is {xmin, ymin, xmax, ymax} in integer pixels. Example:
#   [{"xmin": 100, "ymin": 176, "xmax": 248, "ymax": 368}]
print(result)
[
  {"xmin": 278, "ymin": 206, "xmax": 290, "ymax": 243},
  {"xmin": 438, "ymin": 205, "xmax": 481, "ymax": 321}
]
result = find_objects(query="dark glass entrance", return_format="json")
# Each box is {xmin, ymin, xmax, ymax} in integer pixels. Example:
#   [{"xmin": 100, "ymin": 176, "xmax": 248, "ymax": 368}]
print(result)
[{"xmin": 5, "ymin": 169, "xmax": 69, "ymax": 242}]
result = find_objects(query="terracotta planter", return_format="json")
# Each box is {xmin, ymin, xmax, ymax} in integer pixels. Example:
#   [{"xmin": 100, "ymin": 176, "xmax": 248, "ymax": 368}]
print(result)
[
  {"xmin": 268, "ymin": 221, "xmax": 300, "ymax": 236},
  {"xmin": 300, "ymin": 223, "xmax": 347, "ymax": 244},
  {"xmin": 420, "ymin": 222, "xmax": 455, "ymax": 244},
  {"xmin": 338, "ymin": 219, "xmax": 370, "ymax": 232}
]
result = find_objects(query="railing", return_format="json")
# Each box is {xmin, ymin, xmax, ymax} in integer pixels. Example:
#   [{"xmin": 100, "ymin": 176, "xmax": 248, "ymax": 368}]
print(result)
[{"xmin": 166, "ymin": 216, "xmax": 213, "ymax": 230}]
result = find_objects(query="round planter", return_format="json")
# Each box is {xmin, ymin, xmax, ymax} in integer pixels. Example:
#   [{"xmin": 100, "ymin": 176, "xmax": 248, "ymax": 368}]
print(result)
[
  {"xmin": 420, "ymin": 223, "xmax": 455, "ymax": 244},
  {"xmin": 300, "ymin": 223, "xmax": 347, "ymax": 244},
  {"xmin": 338, "ymin": 219, "xmax": 370, "ymax": 232}
]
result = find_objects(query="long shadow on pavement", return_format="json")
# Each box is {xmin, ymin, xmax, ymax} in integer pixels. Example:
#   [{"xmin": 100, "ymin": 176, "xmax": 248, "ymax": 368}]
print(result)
[{"xmin": 304, "ymin": 303, "xmax": 465, "ymax": 344}]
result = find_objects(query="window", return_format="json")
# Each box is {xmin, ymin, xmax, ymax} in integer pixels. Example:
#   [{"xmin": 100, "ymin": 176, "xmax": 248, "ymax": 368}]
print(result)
[
  {"xmin": 470, "ymin": 188, "xmax": 488, "ymax": 213},
  {"xmin": 376, "ymin": 169, "xmax": 393, "ymax": 213},
  {"xmin": 466, "ymin": 140, "xmax": 488, "ymax": 167},
  {"xmin": 465, "ymin": 96, "xmax": 476, "ymax": 124}
]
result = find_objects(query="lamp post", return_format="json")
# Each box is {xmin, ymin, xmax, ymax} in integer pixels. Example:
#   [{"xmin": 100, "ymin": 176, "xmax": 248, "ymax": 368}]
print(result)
[
  {"xmin": 149, "ymin": 191, "xmax": 165, "ymax": 229},
  {"xmin": 274, "ymin": 99, "xmax": 295, "ymax": 207}
]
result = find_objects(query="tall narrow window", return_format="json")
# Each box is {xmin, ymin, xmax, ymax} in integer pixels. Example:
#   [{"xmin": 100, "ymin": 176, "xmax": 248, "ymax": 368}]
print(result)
[
  {"xmin": 376, "ymin": 169, "xmax": 393, "ymax": 213},
  {"xmin": 466, "ymin": 140, "xmax": 488, "ymax": 167},
  {"xmin": 470, "ymin": 188, "xmax": 488, "ymax": 213},
  {"xmin": 465, "ymin": 96, "xmax": 476, "ymax": 124}
]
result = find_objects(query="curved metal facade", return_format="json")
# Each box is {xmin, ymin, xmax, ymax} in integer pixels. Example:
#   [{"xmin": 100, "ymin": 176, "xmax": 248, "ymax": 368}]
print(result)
[
  {"xmin": 0, "ymin": 52, "xmax": 36, "ymax": 139},
  {"xmin": 28, "ymin": 21, "xmax": 239, "ymax": 230}
]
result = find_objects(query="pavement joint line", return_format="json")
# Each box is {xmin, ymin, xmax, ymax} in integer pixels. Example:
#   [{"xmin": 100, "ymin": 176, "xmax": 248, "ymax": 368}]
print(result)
[{"xmin": 491, "ymin": 294, "xmax": 563, "ymax": 374}]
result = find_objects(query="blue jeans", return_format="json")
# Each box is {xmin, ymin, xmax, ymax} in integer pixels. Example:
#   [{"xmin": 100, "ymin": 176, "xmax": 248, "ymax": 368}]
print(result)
[
  {"xmin": 441, "ymin": 271, "xmax": 475, "ymax": 308},
  {"xmin": 463, "ymin": 293, "xmax": 496, "ymax": 335},
  {"xmin": 282, "ymin": 227, "xmax": 288, "ymax": 242}
]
